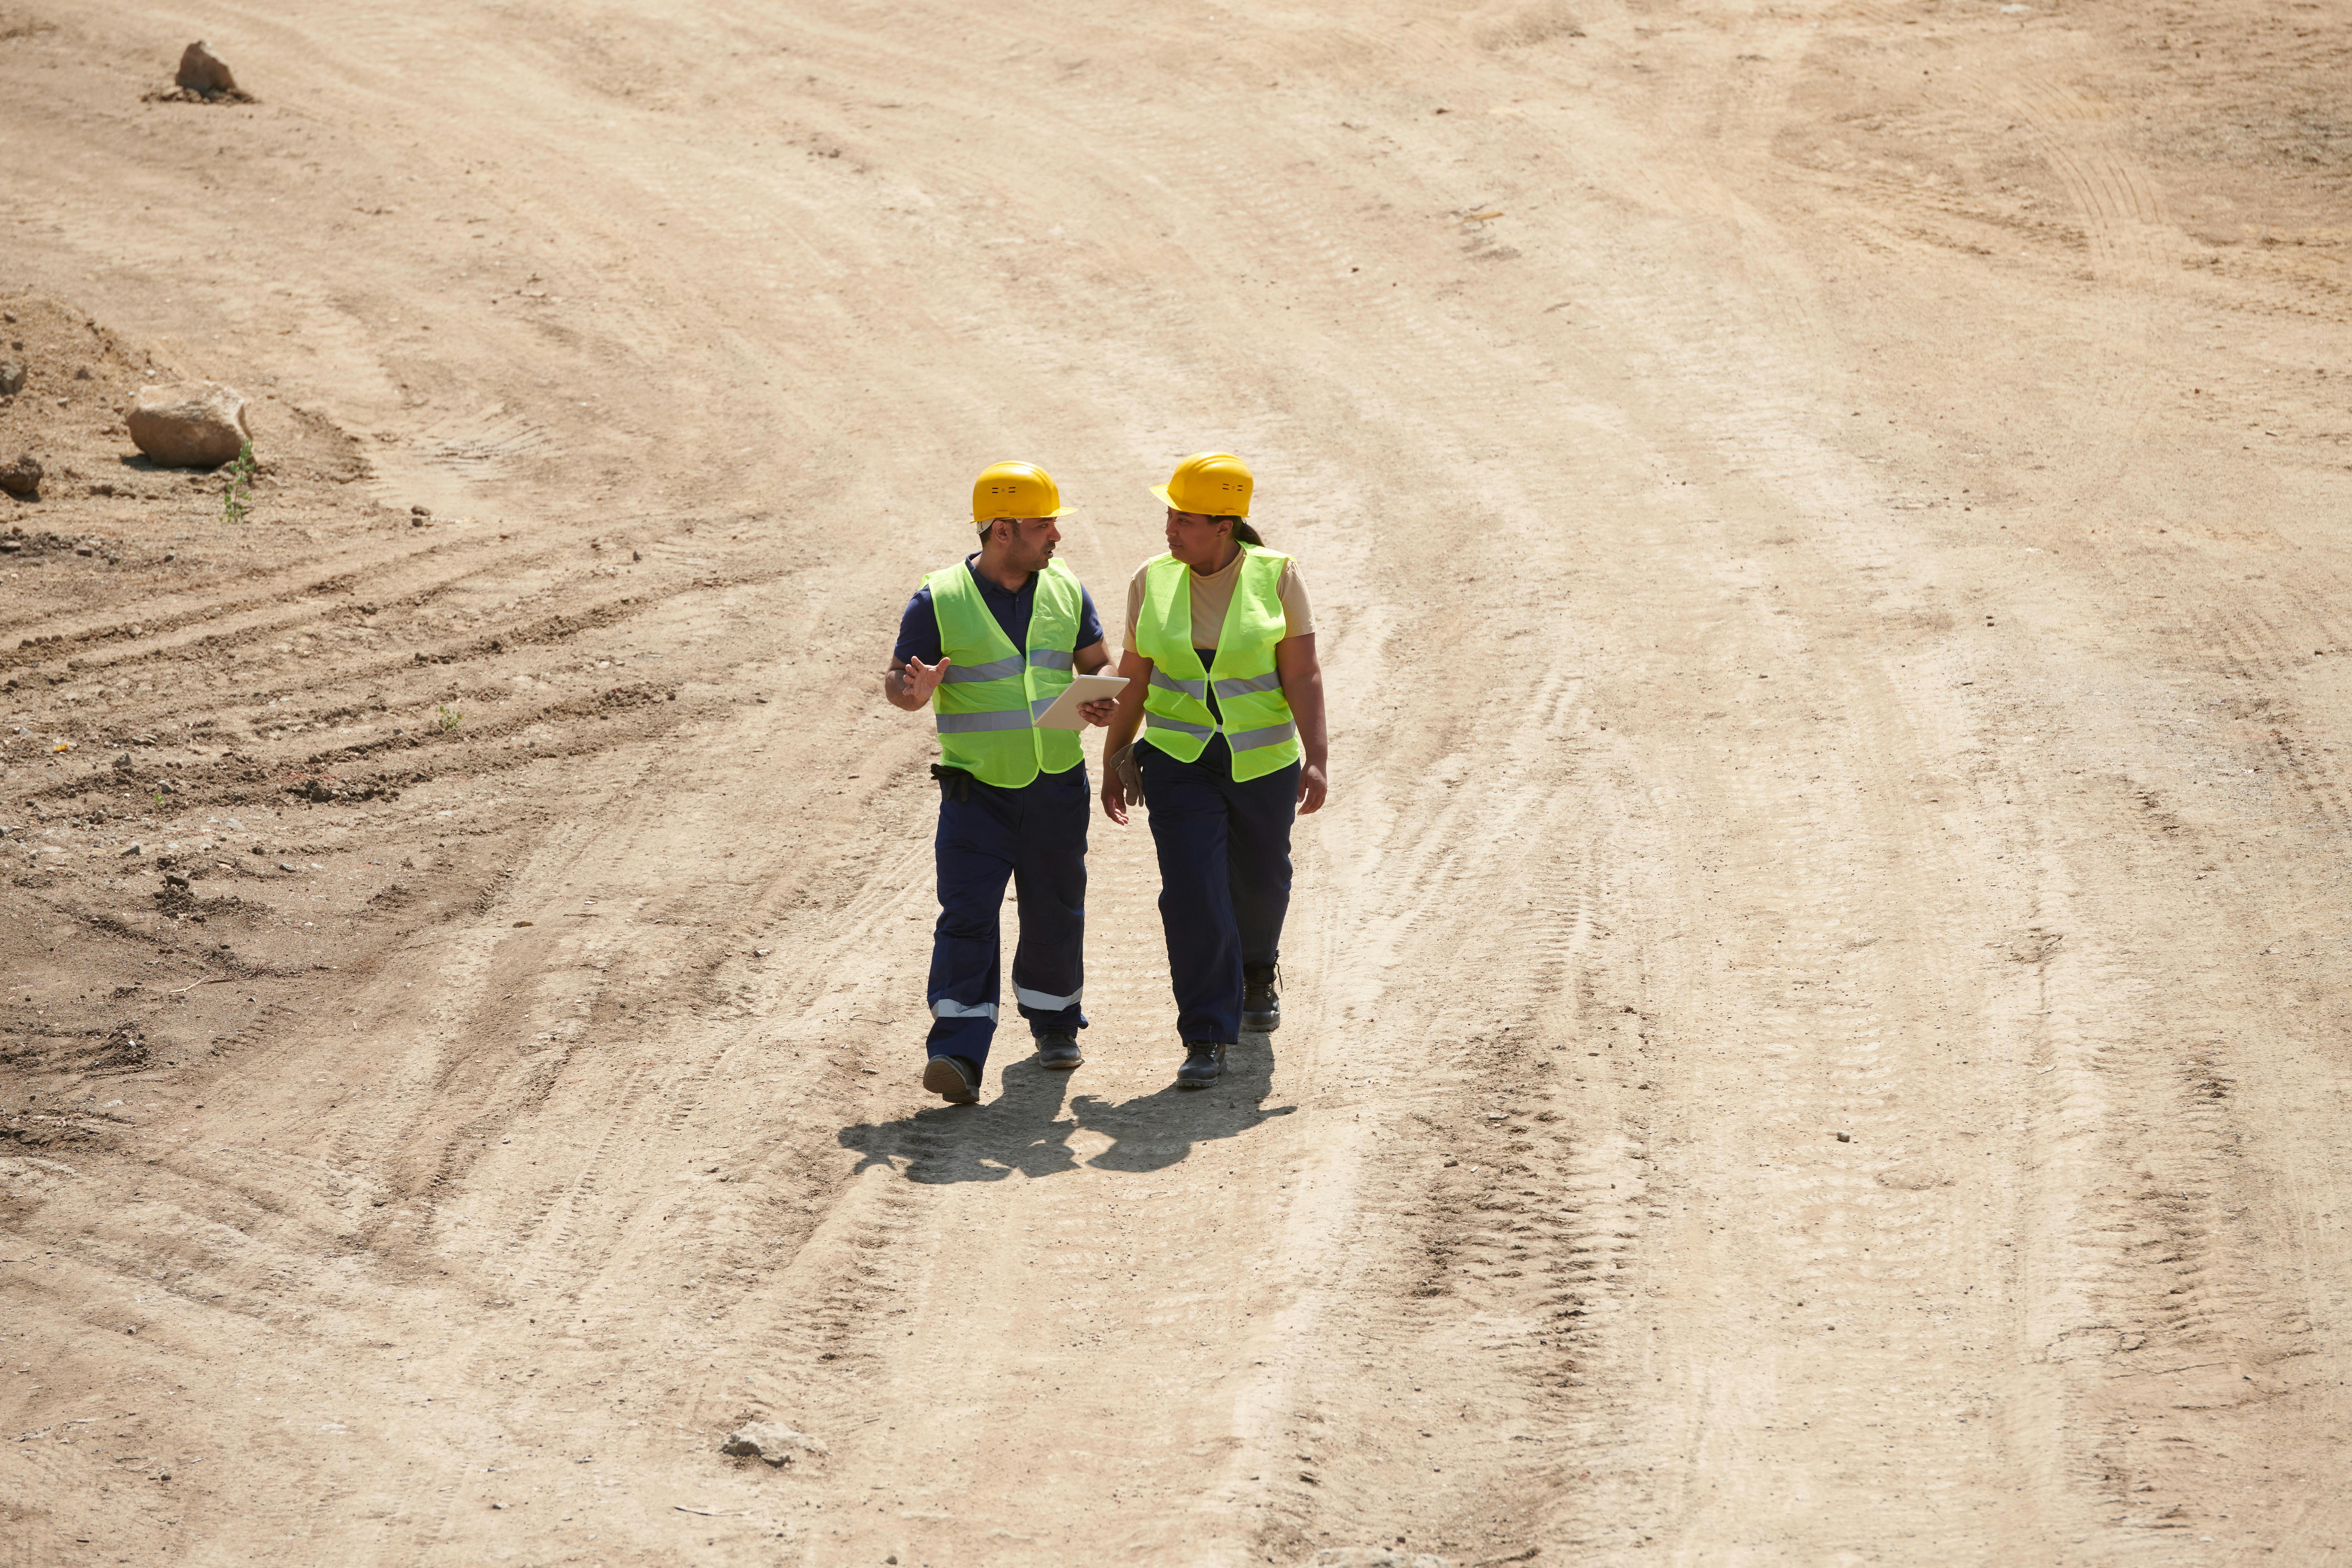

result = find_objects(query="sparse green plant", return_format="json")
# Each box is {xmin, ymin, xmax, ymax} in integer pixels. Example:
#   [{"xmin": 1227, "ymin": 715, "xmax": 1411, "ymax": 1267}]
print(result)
[
  {"xmin": 437, "ymin": 703, "xmax": 463, "ymax": 733},
  {"xmin": 221, "ymin": 442, "xmax": 256, "ymax": 525}
]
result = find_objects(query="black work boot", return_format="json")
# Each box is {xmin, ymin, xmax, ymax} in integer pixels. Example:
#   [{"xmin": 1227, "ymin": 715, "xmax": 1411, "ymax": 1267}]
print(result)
[
  {"xmin": 1242, "ymin": 963, "xmax": 1281, "ymax": 1033},
  {"xmin": 922, "ymin": 1055, "xmax": 981, "ymax": 1105},
  {"xmin": 1175, "ymin": 1041, "xmax": 1228, "ymax": 1090},
  {"xmin": 1034, "ymin": 1033, "xmax": 1083, "ymax": 1070}
]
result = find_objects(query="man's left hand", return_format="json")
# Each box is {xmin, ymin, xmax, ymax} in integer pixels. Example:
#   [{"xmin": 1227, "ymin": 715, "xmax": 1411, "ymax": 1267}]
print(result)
[{"xmin": 1078, "ymin": 699, "xmax": 1116, "ymax": 727}]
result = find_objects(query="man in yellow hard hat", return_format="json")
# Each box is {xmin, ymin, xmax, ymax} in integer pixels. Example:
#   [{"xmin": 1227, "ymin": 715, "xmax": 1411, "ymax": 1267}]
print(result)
[
  {"xmin": 883, "ymin": 461, "xmax": 1118, "ymax": 1105},
  {"xmin": 1097, "ymin": 452, "xmax": 1328, "ymax": 1089}
]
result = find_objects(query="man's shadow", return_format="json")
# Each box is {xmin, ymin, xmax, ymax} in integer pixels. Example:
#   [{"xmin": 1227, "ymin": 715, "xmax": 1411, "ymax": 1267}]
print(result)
[{"xmin": 837, "ymin": 1035, "xmax": 1294, "ymax": 1184}]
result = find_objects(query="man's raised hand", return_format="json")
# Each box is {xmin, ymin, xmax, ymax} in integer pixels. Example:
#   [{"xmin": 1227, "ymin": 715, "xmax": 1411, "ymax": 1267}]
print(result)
[{"xmin": 901, "ymin": 654, "xmax": 950, "ymax": 704}]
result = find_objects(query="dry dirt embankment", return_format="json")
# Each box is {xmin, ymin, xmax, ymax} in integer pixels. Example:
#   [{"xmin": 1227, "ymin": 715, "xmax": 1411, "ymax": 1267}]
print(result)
[{"xmin": 5, "ymin": 2, "xmax": 2351, "ymax": 1565}]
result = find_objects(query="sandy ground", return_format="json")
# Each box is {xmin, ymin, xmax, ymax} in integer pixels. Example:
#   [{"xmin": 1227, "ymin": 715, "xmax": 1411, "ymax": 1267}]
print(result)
[{"xmin": 4, "ymin": 1, "xmax": 2350, "ymax": 1564}]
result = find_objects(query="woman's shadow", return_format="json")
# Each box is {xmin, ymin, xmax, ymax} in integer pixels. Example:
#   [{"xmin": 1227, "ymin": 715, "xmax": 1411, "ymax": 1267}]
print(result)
[{"xmin": 837, "ymin": 1035, "xmax": 1294, "ymax": 1184}]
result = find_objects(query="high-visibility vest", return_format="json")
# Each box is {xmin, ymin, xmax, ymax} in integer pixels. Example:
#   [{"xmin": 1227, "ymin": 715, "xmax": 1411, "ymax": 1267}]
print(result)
[
  {"xmin": 1134, "ymin": 546, "xmax": 1302, "ymax": 782},
  {"xmin": 927, "ymin": 558, "xmax": 1085, "ymax": 789}
]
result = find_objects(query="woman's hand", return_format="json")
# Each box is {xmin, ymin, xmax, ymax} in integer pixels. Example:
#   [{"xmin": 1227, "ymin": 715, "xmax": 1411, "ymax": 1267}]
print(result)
[
  {"xmin": 1097, "ymin": 648, "xmax": 1153, "ymax": 824},
  {"xmin": 1276, "ymin": 636, "xmax": 1328, "ymax": 815},
  {"xmin": 1297, "ymin": 761, "xmax": 1328, "ymax": 815}
]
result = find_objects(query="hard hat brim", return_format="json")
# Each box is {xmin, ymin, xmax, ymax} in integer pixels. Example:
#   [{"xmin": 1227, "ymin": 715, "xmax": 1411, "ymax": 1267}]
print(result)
[
  {"xmin": 973, "ymin": 503, "xmax": 1072, "ymax": 522},
  {"xmin": 1151, "ymin": 483, "xmax": 1247, "ymax": 520}
]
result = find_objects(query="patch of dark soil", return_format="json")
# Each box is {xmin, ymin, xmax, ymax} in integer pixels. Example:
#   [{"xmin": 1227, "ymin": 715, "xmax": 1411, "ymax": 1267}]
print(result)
[
  {"xmin": 89, "ymin": 1021, "xmax": 150, "ymax": 1070},
  {"xmin": 288, "ymin": 775, "xmax": 400, "ymax": 804}
]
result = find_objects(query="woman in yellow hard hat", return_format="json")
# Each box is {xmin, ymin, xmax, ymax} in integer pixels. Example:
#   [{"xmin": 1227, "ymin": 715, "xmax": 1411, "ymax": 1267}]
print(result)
[{"xmin": 1098, "ymin": 452, "xmax": 1327, "ymax": 1089}]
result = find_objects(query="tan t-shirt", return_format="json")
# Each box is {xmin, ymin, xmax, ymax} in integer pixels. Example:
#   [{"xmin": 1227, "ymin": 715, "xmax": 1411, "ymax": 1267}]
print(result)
[{"xmin": 1123, "ymin": 550, "xmax": 1314, "ymax": 652}]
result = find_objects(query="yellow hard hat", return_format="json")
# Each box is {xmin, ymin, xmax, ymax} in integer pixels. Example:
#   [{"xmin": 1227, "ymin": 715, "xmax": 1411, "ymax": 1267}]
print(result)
[
  {"xmin": 972, "ymin": 460, "xmax": 1068, "ymax": 523},
  {"xmin": 1152, "ymin": 452, "xmax": 1253, "ymax": 519}
]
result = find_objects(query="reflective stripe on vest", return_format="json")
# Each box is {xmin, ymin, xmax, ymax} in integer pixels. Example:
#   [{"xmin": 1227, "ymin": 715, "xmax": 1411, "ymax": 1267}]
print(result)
[
  {"xmin": 926, "ymin": 558, "xmax": 1086, "ymax": 789},
  {"xmin": 944, "ymin": 652, "xmax": 1026, "ymax": 684},
  {"xmin": 1150, "ymin": 668, "xmax": 1207, "ymax": 701},
  {"xmin": 1132, "ymin": 546, "xmax": 1303, "ymax": 783}
]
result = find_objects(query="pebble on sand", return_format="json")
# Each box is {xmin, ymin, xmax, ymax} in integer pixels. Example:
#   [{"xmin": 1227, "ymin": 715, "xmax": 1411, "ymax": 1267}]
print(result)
[
  {"xmin": 0, "ymin": 453, "xmax": 41, "ymax": 499},
  {"xmin": 0, "ymin": 358, "xmax": 25, "ymax": 397},
  {"xmin": 127, "ymin": 382, "xmax": 251, "ymax": 469},
  {"xmin": 176, "ymin": 41, "xmax": 244, "ymax": 98},
  {"xmin": 720, "ymin": 1421, "xmax": 827, "ymax": 1467}
]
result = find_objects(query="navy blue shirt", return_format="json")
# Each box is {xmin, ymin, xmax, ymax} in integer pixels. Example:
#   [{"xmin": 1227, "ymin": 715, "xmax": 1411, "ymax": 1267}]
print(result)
[{"xmin": 893, "ymin": 556, "xmax": 1104, "ymax": 667}]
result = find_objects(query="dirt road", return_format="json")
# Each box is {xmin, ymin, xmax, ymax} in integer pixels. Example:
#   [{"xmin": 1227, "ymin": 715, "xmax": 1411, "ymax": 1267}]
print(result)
[{"xmin": 6, "ymin": 1, "xmax": 2350, "ymax": 1563}]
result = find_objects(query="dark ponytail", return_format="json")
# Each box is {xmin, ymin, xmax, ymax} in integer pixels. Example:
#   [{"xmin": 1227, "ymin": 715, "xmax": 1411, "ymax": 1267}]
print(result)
[{"xmin": 1216, "ymin": 516, "xmax": 1264, "ymax": 548}]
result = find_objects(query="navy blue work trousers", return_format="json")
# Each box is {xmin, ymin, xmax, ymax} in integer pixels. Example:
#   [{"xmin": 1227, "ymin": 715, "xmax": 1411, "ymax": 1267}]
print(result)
[
  {"xmin": 925, "ymin": 764, "xmax": 1089, "ymax": 1068},
  {"xmin": 1139, "ymin": 737, "xmax": 1298, "ymax": 1044}
]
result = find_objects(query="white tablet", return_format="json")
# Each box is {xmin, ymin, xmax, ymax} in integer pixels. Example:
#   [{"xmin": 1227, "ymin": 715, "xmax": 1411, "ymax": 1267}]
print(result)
[{"xmin": 1032, "ymin": 672, "xmax": 1132, "ymax": 730}]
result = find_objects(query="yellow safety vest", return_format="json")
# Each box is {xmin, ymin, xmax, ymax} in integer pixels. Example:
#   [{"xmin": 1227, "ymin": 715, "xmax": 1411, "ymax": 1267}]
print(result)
[
  {"xmin": 927, "ymin": 558, "xmax": 1085, "ymax": 789},
  {"xmin": 1134, "ymin": 546, "xmax": 1302, "ymax": 782}
]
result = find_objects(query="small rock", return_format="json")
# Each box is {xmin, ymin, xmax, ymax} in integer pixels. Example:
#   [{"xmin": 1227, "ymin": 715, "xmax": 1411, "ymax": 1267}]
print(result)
[
  {"xmin": 277, "ymin": 862, "xmax": 295, "ymax": 872},
  {"xmin": 721, "ymin": 1421, "xmax": 826, "ymax": 1467},
  {"xmin": 0, "ymin": 453, "xmax": 40, "ymax": 499},
  {"xmin": 0, "ymin": 360, "xmax": 23, "ymax": 397},
  {"xmin": 175, "ymin": 40, "xmax": 243, "ymax": 97},
  {"xmin": 122, "ymin": 843, "xmax": 143, "ymax": 857},
  {"xmin": 127, "ymin": 382, "xmax": 251, "ymax": 468},
  {"xmin": 112, "ymin": 753, "xmax": 135, "ymax": 773}
]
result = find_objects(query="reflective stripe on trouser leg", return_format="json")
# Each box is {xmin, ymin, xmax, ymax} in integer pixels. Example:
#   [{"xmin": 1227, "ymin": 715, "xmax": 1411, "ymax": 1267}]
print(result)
[
  {"xmin": 926, "ymin": 783, "xmax": 1017, "ymax": 1066},
  {"xmin": 1008, "ymin": 765, "xmax": 1090, "ymax": 1035}
]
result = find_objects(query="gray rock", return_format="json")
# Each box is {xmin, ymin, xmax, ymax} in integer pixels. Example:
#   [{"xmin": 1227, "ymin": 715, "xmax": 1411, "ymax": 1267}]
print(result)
[
  {"xmin": 0, "ymin": 359, "xmax": 23, "ymax": 396},
  {"xmin": 128, "ymin": 382, "xmax": 250, "ymax": 468},
  {"xmin": 176, "ymin": 41, "xmax": 241, "ymax": 97},
  {"xmin": 721, "ymin": 1421, "xmax": 826, "ymax": 1466},
  {"xmin": 0, "ymin": 454, "xmax": 40, "ymax": 499}
]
